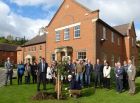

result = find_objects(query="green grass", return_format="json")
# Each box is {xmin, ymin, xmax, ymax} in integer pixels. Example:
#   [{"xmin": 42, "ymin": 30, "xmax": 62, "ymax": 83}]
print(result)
[{"xmin": 0, "ymin": 78, "xmax": 140, "ymax": 103}]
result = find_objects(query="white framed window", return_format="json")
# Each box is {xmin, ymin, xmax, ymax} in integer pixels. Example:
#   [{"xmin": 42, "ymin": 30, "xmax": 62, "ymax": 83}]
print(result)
[
  {"xmin": 51, "ymin": 54, "xmax": 55, "ymax": 61},
  {"xmin": 74, "ymin": 25, "xmax": 80, "ymax": 38},
  {"xmin": 103, "ymin": 27, "xmax": 106, "ymax": 39},
  {"xmin": 118, "ymin": 37, "xmax": 120, "ymax": 46},
  {"xmin": 64, "ymin": 28, "xmax": 70, "ymax": 40},
  {"xmin": 111, "ymin": 32, "xmax": 114, "ymax": 43},
  {"xmin": 56, "ymin": 31, "xmax": 60, "ymax": 41},
  {"xmin": 77, "ymin": 52, "xmax": 86, "ymax": 59}
]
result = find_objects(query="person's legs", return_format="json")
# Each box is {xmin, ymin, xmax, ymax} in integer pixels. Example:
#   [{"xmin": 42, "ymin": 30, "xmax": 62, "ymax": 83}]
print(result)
[
  {"xmin": 20, "ymin": 74, "xmax": 23, "ymax": 84},
  {"xmin": 116, "ymin": 78, "xmax": 120, "ymax": 92},
  {"xmin": 94, "ymin": 74, "xmax": 98, "ymax": 87},
  {"xmin": 35, "ymin": 75, "xmax": 37, "ymax": 83},
  {"xmin": 5, "ymin": 73, "xmax": 9, "ymax": 85},
  {"xmin": 37, "ymin": 75, "xmax": 41, "ymax": 91},
  {"xmin": 42, "ymin": 73, "xmax": 46, "ymax": 90},
  {"xmin": 85, "ymin": 74, "xmax": 87, "ymax": 85},
  {"xmin": 100, "ymin": 73, "xmax": 103, "ymax": 87},
  {"xmin": 88, "ymin": 75, "xmax": 91, "ymax": 86},
  {"xmin": 76, "ymin": 73, "xmax": 79, "ymax": 82},
  {"xmin": 107, "ymin": 78, "xmax": 110, "ymax": 89},
  {"xmin": 29, "ymin": 75, "xmax": 30, "ymax": 84},
  {"xmin": 32, "ymin": 74, "xmax": 34, "ymax": 84},
  {"xmin": 80, "ymin": 73, "xmax": 83, "ymax": 87},
  {"xmin": 18, "ymin": 73, "xmax": 20, "ymax": 85},
  {"xmin": 9, "ymin": 73, "xmax": 12, "ymax": 85},
  {"xmin": 98, "ymin": 73, "xmax": 101, "ymax": 87},
  {"xmin": 27, "ymin": 75, "xmax": 29, "ymax": 84},
  {"xmin": 18, "ymin": 74, "xmax": 22, "ymax": 84},
  {"xmin": 25, "ymin": 76, "xmax": 27, "ymax": 84},
  {"xmin": 130, "ymin": 80, "xmax": 136, "ymax": 94},
  {"xmin": 119, "ymin": 79, "xmax": 123, "ymax": 93},
  {"xmin": 128, "ymin": 79, "xmax": 132, "ymax": 93},
  {"xmin": 103, "ymin": 78, "xmax": 107, "ymax": 88}
]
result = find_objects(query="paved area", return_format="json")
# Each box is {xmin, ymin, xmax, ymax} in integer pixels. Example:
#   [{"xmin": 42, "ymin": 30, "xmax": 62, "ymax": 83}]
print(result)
[
  {"xmin": 0, "ymin": 68, "xmax": 6, "ymax": 87},
  {"xmin": 0, "ymin": 68, "xmax": 17, "ymax": 87}
]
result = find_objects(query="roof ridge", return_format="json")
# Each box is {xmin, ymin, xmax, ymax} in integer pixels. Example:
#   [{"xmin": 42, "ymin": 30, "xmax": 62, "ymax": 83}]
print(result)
[
  {"xmin": 73, "ymin": 0, "xmax": 93, "ymax": 12},
  {"xmin": 113, "ymin": 23, "xmax": 130, "ymax": 27},
  {"xmin": 46, "ymin": 0, "xmax": 99, "ymax": 27}
]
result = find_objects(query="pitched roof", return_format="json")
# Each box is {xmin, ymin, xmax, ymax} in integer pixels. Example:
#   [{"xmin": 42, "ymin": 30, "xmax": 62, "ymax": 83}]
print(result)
[
  {"xmin": 0, "ymin": 43, "xmax": 18, "ymax": 52},
  {"xmin": 47, "ymin": 0, "xmax": 99, "ymax": 27},
  {"xmin": 23, "ymin": 34, "xmax": 46, "ymax": 46},
  {"xmin": 113, "ymin": 23, "xmax": 130, "ymax": 36},
  {"xmin": 97, "ymin": 19, "xmax": 124, "ymax": 36},
  {"xmin": 74, "ymin": 0, "xmax": 93, "ymax": 12}
]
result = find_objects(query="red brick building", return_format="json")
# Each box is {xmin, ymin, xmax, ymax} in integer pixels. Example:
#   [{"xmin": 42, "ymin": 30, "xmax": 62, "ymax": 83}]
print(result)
[
  {"xmin": 0, "ymin": 43, "xmax": 17, "ymax": 64},
  {"xmin": 17, "ymin": 34, "xmax": 46, "ymax": 64},
  {"xmin": 45, "ymin": 0, "xmax": 138, "ymax": 66},
  {"xmin": 18, "ymin": 0, "xmax": 139, "ymax": 66}
]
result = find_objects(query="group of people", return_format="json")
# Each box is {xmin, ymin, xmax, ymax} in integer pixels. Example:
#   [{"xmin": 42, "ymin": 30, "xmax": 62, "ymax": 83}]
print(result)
[{"xmin": 4, "ymin": 57, "xmax": 136, "ymax": 97}]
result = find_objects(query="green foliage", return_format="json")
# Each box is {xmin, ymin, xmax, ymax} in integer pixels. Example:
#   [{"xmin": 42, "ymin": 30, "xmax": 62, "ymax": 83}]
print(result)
[
  {"xmin": 57, "ymin": 60, "xmax": 67, "ymax": 76},
  {"xmin": 0, "ymin": 36, "xmax": 28, "ymax": 45},
  {"xmin": 32, "ymin": 56, "xmax": 36, "ymax": 62},
  {"xmin": 56, "ymin": 57, "xmax": 70, "ymax": 76}
]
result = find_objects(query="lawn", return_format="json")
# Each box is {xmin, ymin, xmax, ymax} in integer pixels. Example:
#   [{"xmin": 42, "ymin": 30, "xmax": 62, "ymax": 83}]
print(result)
[{"xmin": 0, "ymin": 78, "xmax": 140, "ymax": 103}]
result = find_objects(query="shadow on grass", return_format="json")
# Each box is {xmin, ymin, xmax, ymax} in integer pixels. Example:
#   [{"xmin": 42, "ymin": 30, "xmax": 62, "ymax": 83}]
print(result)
[
  {"xmin": 82, "ymin": 87, "xmax": 94, "ymax": 97},
  {"xmin": 136, "ymin": 83, "xmax": 140, "ymax": 94}
]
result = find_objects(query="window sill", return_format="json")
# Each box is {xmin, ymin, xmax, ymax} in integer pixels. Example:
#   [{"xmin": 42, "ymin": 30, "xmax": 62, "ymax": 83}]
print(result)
[
  {"xmin": 74, "ymin": 37, "xmax": 80, "ymax": 39},
  {"xmin": 64, "ymin": 39, "xmax": 70, "ymax": 41},
  {"xmin": 56, "ymin": 40, "xmax": 60, "ymax": 42}
]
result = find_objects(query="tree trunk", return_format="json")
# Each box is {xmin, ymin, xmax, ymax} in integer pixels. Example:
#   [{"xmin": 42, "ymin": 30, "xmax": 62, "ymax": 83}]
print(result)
[{"xmin": 57, "ymin": 72, "xmax": 60, "ymax": 100}]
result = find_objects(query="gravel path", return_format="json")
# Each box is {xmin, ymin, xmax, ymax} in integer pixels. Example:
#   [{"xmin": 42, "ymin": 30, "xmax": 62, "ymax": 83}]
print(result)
[{"xmin": 0, "ymin": 68, "xmax": 6, "ymax": 87}]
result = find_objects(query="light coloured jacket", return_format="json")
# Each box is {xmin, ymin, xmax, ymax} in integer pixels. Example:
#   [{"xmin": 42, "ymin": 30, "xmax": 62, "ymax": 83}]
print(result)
[
  {"xmin": 5, "ymin": 61, "xmax": 13, "ymax": 74},
  {"xmin": 103, "ymin": 66, "xmax": 111, "ymax": 78},
  {"xmin": 127, "ymin": 65, "xmax": 136, "ymax": 80},
  {"xmin": 46, "ymin": 67, "xmax": 53, "ymax": 79}
]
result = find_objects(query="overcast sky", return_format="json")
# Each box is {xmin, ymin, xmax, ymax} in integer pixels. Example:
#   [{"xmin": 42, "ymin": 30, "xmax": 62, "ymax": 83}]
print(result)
[{"xmin": 0, "ymin": 0, "xmax": 140, "ymax": 40}]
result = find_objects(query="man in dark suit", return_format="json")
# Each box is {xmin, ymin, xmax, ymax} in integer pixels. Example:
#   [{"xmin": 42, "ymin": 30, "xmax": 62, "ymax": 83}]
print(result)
[
  {"xmin": 85, "ymin": 60, "xmax": 93, "ymax": 86},
  {"xmin": 115, "ymin": 62, "xmax": 124, "ymax": 93},
  {"xmin": 66, "ymin": 60, "xmax": 75, "ymax": 75},
  {"xmin": 37, "ymin": 58, "xmax": 48, "ymax": 91},
  {"xmin": 94, "ymin": 59, "xmax": 103, "ymax": 88}
]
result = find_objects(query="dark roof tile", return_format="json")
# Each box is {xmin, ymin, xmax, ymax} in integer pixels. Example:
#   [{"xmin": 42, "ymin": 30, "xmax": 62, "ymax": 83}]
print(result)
[
  {"xmin": 23, "ymin": 34, "xmax": 46, "ymax": 46},
  {"xmin": 0, "ymin": 43, "xmax": 18, "ymax": 52},
  {"xmin": 113, "ymin": 23, "xmax": 130, "ymax": 36}
]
